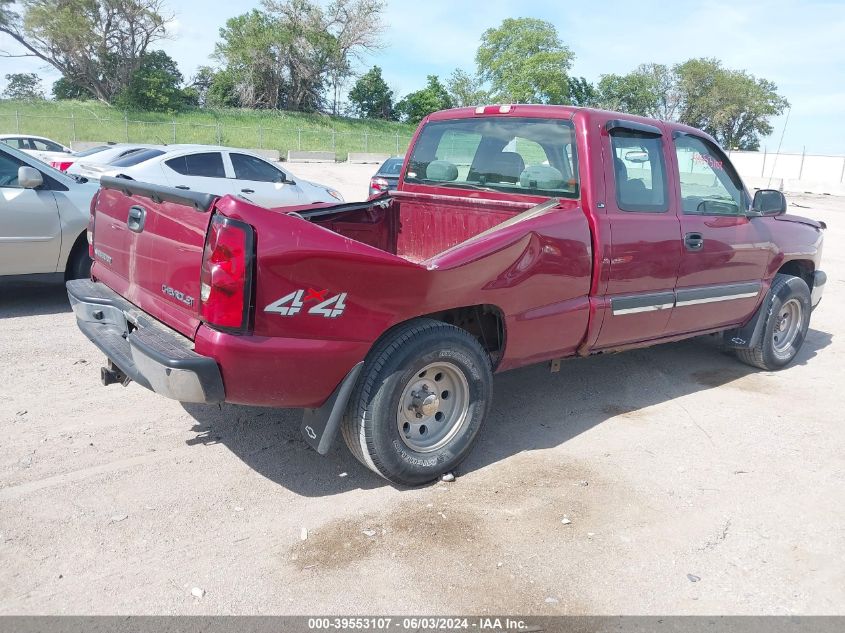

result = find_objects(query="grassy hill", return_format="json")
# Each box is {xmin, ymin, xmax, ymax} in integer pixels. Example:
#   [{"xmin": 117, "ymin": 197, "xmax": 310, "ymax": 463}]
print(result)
[{"xmin": 0, "ymin": 100, "xmax": 416, "ymax": 160}]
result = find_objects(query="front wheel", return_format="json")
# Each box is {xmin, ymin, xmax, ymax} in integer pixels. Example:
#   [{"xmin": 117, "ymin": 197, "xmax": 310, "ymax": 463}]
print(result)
[
  {"xmin": 341, "ymin": 318, "xmax": 493, "ymax": 486},
  {"xmin": 735, "ymin": 273, "xmax": 811, "ymax": 370}
]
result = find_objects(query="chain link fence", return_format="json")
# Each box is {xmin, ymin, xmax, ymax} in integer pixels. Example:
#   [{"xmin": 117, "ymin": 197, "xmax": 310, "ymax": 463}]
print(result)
[{"xmin": 0, "ymin": 111, "xmax": 413, "ymax": 160}]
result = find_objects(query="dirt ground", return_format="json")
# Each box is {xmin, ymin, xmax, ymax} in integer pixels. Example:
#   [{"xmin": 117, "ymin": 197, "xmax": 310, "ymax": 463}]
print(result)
[{"xmin": 1, "ymin": 166, "xmax": 843, "ymax": 615}]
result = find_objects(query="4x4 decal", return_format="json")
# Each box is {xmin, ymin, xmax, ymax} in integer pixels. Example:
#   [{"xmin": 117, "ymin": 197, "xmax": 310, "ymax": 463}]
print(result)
[{"xmin": 265, "ymin": 289, "xmax": 347, "ymax": 318}]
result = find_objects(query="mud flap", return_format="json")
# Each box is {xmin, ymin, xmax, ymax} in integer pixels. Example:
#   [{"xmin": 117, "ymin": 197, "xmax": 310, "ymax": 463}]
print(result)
[
  {"xmin": 723, "ymin": 296, "xmax": 769, "ymax": 349},
  {"xmin": 300, "ymin": 362, "xmax": 364, "ymax": 455}
]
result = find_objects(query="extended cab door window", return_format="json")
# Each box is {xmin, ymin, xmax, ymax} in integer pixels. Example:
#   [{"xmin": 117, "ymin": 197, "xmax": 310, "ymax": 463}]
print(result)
[
  {"xmin": 674, "ymin": 134, "xmax": 748, "ymax": 215},
  {"xmin": 609, "ymin": 130, "xmax": 668, "ymax": 213}
]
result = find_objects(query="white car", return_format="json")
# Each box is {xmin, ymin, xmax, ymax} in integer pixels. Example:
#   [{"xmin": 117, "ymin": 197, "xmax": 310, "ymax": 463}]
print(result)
[
  {"xmin": 91, "ymin": 144, "xmax": 344, "ymax": 207},
  {"xmin": 0, "ymin": 134, "xmax": 74, "ymax": 170},
  {"xmin": 0, "ymin": 143, "xmax": 98, "ymax": 280},
  {"xmin": 66, "ymin": 143, "xmax": 164, "ymax": 179}
]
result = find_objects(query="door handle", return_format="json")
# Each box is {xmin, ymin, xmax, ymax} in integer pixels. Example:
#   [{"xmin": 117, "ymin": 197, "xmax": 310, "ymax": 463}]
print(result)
[
  {"xmin": 241, "ymin": 188, "xmax": 254, "ymax": 194},
  {"xmin": 175, "ymin": 185, "xmax": 190, "ymax": 190},
  {"xmin": 127, "ymin": 205, "xmax": 146, "ymax": 233},
  {"xmin": 684, "ymin": 232, "xmax": 704, "ymax": 251}
]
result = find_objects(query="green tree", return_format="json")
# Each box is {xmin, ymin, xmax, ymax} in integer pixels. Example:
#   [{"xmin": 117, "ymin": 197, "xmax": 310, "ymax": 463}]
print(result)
[
  {"xmin": 446, "ymin": 68, "xmax": 489, "ymax": 108},
  {"xmin": 597, "ymin": 71, "xmax": 660, "ymax": 117},
  {"xmin": 565, "ymin": 76, "xmax": 599, "ymax": 107},
  {"xmin": 3, "ymin": 72, "xmax": 43, "ymax": 100},
  {"xmin": 214, "ymin": 0, "xmax": 384, "ymax": 112},
  {"xmin": 476, "ymin": 17, "xmax": 573, "ymax": 104},
  {"xmin": 207, "ymin": 68, "xmax": 241, "ymax": 108},
  {"xmin": 52, "ymin": 76, "xmax": 93, "ymax": 100},
  {"xmin": 113, "ymin": 50, "xmax": 190, "ymax": 112},
  {"xmin": 0, "ymin": 0, "xmax": 170, "ymax": 103},
  {"xmin": 395, "ymin": 75, "xmax": 453, "ymax": 124},
  {"xmin": 675, "ymin": 58, "xmax": 787, "ymax": 150},
  {"xmin": 348, "ymin": 65, "xmax": 394, "ymax": 119}
]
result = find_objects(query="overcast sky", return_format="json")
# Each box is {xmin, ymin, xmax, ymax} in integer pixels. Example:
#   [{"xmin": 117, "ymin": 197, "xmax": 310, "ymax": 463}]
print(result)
[{"xmin": 1, "ymin": 0, "xmax": 843, "ymax": 154}]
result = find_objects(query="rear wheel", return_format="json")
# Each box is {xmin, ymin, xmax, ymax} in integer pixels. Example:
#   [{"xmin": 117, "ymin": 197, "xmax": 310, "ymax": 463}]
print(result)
[
  {"xmin": 65, "ymin": 238, "xmax": 92, "ymax": 280},
  {"xmin": 341, "ymin": 318, "xmax": 493, "ymax": 486},
  {"xmin": 735, "ymin": 273, "xmax": 811, "ymax": 370}
]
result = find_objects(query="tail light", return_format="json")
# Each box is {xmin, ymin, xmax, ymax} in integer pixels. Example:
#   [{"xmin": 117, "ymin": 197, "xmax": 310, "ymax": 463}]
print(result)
[
  {"xmin": 370, "ymin": 177, "xmax": 389, "ymax": 192},
  {"xmin": 51, "ymin": 161, "xmax": 73, "ymax": 171},
  {"xmin": 200, "ymin": 214, "xmax": 255, "ymax": 332},
  {"xmin": 87, "ymin": 191, "xmax": 98, "ymax": 259}
]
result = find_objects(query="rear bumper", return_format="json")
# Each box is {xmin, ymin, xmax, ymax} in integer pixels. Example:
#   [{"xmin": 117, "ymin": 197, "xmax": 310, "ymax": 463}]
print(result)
[
  {"xmin": 66, "ymin": 279, "xmax": 224, "ymax": 403},
  {"xmin": 812, "ymin": 270, "xmax": 826, "ymax": 308}
]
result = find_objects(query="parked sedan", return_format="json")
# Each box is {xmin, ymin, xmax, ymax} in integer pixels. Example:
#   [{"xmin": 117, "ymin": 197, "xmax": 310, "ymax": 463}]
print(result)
[
  {"xmin": 90, "ymin": 145, "xmax": 344, "ymax": 207},
  {"xmin": 0, "ymin": 134, "xmax": 73, "ymax": 170},
  {"xmin": 368, "ymin": 156, "xmax": 404, "ymax": 196},
  {"xmin": 0, "ymin": 143, "xmax": 97, "ymax": 280}
]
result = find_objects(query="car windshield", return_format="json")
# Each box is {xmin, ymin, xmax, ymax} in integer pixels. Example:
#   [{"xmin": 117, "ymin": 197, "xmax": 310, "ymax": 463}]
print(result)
[
  {"xmin": 405, "ymin": 117, "xmax": 579, "ymax": 199},
  {"xmin": 110, "ymin": 148, "xmax": 165, "ymax": 168},
  {"xmin": 379, "ymin": 158, "xmax": 404, "ymax": 176},
  {"xmin": 73, "ymin": 145, "xmax": 112, "ymax": 157}
]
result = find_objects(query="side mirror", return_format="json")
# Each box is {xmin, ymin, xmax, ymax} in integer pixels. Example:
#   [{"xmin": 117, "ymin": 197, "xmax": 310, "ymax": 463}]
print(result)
[
  {"xmin": 18, "ymin": 166, "xmax": 44, "ymax": 189},
  {"xmin": 752, "ymin": 189, "xmax": 786, "ymax": 216}
]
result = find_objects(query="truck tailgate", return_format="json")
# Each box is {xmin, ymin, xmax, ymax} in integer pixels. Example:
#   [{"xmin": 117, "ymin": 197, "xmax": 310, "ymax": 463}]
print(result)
[{"xmin": 91, "ymin": 177, "xmax": 218, "ymax": 339}]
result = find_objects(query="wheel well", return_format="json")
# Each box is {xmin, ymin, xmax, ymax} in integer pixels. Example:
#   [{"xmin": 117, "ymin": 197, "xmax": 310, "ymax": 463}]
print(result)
[
  {"xmin": 423, "ymin": 304, "xmax": 505, "ymax": 367},
  {"xmin": 777, "ymin": 259, "xmax": 815, "ymax": 289}
]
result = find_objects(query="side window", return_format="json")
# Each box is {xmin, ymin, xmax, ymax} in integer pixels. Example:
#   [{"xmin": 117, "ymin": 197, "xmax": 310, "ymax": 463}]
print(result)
[
  {"xmin": 1, "ymin": 139, "xmax": 24, "ymax": 150},
  {"xmin": 231, "ymin": 153, "xmax": 284, "ymax": 183},
  {"xmin": 674, "ymin": 135, "xmax": 746, "ymax": 215},
  {"xmin": 610, "ymin": 130, "xmax": 668, "ymax": 213},
  {"xmin": 31, "ymin": 139, "xmax": 64, "ymax": 152},
  {"xmin": 166, "ymin": 152, "xmax": 225, "ymax": 178},
  {"xmin": 0, "ymin": 151, "xmax": 25, "ymax": 187}
]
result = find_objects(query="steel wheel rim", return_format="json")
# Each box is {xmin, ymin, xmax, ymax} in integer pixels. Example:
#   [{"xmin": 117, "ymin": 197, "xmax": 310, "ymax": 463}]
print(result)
[
  {"xmin": 772, "ymin": 298, "xmax": 802, "ymax": 358},
  {"xmin": 397, "ymin": 361, "xmax": 470, "ymax": 453}
]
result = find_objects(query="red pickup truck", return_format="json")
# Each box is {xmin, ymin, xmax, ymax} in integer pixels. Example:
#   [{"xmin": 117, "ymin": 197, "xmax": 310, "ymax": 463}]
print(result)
[{"xmin": 67, "ymin": 105, "xmax": 826, "ymax": 485}]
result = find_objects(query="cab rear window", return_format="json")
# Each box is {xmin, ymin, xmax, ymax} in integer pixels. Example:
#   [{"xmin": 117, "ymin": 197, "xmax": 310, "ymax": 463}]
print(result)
[{"xmin": 405, "ymin": 117, "xmax": 579, "ymax": 198}]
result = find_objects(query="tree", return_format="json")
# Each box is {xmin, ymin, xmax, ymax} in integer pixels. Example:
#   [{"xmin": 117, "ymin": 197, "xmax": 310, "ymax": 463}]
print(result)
[
  {"xmin": 597, "ymin": 72, "xmax": 660, "ymax": 117},
  {"xmin": 3, "ymin": 72, "xmax": 43, "ymax": 100},
  {"xmin": 53, "ymin": 76, "xmax": 93, "ymax": 100},
  {"xmin": 446, "ymin": 68, "xmax": 489, "ymax": 107},
  {"xmin": 348, "ymin": 65, "xmax": 394, "ymax": 119},
  {"xmin": 395, "ymin": 75, "xmax": 453, "ymax": 124},
  {"xmin": 0, "ymin": 0, "xmax": 171, "ymax": 103},
  {"xmin": 674, "ymin": 58, "xmax": 787, "ymax": 150},
  {"xmin": 476, "ymin": 17, "xmax": 573, "ymax": 104},
  {"xmin": 114, "ymin": 50, "xmax": 190, "ymax": 112},
  {"xmin": 565, "ymin": 76, "xmax": 598, "ymax": 107},
  {"xmin": 214, "ymin": 0, "xmax": 385, "ymax": 113}
]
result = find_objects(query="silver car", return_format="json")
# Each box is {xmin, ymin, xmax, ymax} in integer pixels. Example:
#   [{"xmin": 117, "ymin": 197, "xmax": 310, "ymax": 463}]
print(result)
[{"xmin": 0, "ymin": 143, "xmax": 98, "ymax": 280}]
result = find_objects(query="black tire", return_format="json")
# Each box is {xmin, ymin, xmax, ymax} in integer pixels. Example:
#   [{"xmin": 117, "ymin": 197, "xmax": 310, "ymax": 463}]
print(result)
[
  {"xmin": 341, "ymin": 318, "xmax": 493, "ymax": 486},
  {"xmin": 735, "ymin": 273, "xmax": 811, "ymax": 370},
  {"xmin": 65, "ymin": 238, "xmax": 92, "ymax": 281}
]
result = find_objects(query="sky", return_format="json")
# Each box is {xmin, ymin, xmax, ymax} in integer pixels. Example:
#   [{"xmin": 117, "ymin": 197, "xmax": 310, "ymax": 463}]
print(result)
[{"xmin": 1, "ymin": 0, "xmax": 843, "ymax": 155}]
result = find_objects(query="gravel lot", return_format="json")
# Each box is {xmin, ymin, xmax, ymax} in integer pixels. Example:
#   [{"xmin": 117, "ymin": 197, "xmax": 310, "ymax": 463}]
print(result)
[{"xmin": 1, "ymin": 166, "xmax": 843, "ymax": 615}]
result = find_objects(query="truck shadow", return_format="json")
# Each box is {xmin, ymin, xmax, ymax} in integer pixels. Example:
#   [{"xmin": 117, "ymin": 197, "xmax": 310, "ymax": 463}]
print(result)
[
  {"xmin": 182, "ymin": 328, "xmax": 832, "ymax": 497},
  {"xmin": 0, "ymin": 279, "xmax": 71, "ymax": 319}
]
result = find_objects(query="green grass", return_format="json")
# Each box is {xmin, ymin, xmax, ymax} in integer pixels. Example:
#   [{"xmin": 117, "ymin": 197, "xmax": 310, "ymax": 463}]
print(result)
[{"xmin": 0, "ymin": 100, "xmax": 416, "ymax": 160}]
